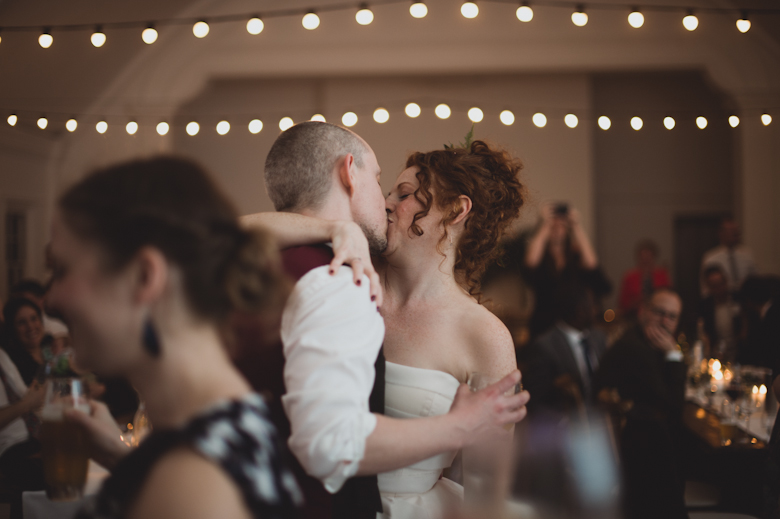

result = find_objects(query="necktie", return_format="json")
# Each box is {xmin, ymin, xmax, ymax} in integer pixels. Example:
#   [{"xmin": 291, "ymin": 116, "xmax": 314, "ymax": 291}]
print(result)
[
  {"xmin": 728, "ymin": 249, "xmax": 739, "ymax": 291},
  {"xmin": 580, "ymin": 336, "xmax": 595, "ymax": 381}
]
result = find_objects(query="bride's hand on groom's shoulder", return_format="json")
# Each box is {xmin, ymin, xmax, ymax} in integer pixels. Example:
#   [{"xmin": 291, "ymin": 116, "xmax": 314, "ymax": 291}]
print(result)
[{"xmin": 328, "ymin": 220, "xmax": 383, "ymax": 307}]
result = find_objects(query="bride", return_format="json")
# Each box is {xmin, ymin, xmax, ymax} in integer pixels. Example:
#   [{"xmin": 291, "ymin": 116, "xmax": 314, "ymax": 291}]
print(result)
[{"xmin": 253, "ymin": 139, "xmax": 525, "ymax": 518}]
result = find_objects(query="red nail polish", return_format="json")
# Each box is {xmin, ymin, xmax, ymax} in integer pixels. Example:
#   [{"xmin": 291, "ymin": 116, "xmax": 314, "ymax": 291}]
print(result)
[
  {"xmin": 356, "ymin": 280, "xmax": 362, "ymax": 286},
  {"xmin": 371, "ymin": 295, "xmax": 376, "ymax": 302},
  {"xmin": 329, "ymin": 269, "xmax": 334, "ymax": 275}
]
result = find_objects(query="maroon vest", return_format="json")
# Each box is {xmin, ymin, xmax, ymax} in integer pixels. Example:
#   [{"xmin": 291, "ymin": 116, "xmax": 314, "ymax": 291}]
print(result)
[{"xmin": 231, "ymin": 244, "xmax": 384, "ymax": 519}]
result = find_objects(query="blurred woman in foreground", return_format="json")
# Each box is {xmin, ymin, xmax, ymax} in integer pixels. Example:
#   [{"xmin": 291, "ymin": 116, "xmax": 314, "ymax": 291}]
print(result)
[{"xmin": 46, "ymin": 157, "xmax": 300, "ymax": 519}]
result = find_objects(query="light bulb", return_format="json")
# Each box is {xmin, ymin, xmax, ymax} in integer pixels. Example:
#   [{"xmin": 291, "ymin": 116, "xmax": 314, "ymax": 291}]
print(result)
[
  {"xmin": 461, "ymin": 2, "xmax": 479, "ymax": 19},
  {"xmin": 628, "ymin": 11, "xmax": 644, "ymax": 28},
  {"xmin": 156, "ymin": 122, "xmax": 169, "ymax": 135},
  {"xmin": 126, "ymin": 121, "xmax": 139, "ymax": 135},
  {"xmin": 193, "ymin": 21, "xmax": 209, "ymax": 38},
  {"xmin": 142, "ymin": 26, "xmax": 158, "ymax": 44},
  {"xmin": 532, "ymin": 113, "xmax": 547, "ymax": 127},
  {"xmin": 0, "ymin": 34, "xmax": 2, "ymax": 45},
  {"xmin": 598, "ymin": 116, "xmax": 611, "ymax": 130},
  {"xmin": 39, "ymin": 31, "xmax": 53, "ymax": 49},
  {"xmin": 66, "ymin": 119, "xmax": 78, "ymax": 132},
  {"xmin": 310, "ymin": 114, "xmax": 326, "ymax": 122},
  {"xmin": 342, "ymin": 112, "xmax": 358, "ymax": 127},
  {"xmin": 91, "ymin": 27, "xmax": 106, "ymax": 47},
  {"xmin": 762, "ymin": 114, "xmax": 772, "ymax": 126},
  {"xmin": 728, "ymin": 116, "xmax": 739, "ymax": 128},
  {"xmin": 405, "ymin": 103, "xmax": 421, "ymax": 118},
  {"xmin": 216, "ymin": 121, "xmax": 230, "ymax": 135},
  {"xmin": 356, "ymin": 7, "xmax": 374, "ymax": 25},
  {"xmin": 468, "ymin": 107, "xmax": 484, "ymax": 123},
  {"xmin": 630, "ymin": 116, "xmax": 643, "ymax": 130},
  {"xmin": 279, "ymin": 117, "xmax": 294, "ymax": 131},
  {"xmin": 373, "ymin": 108, "xmax": 389, "ymax": 124},
  {"xmin": 96, "ymin": 121, "xmax": 108, "ymax": 134},
  {"xmin": 571, "ymin": 8, "xmax": 588, "ymax": 27},
  {"xmin": 435, "ymin": 104, "xmax": 451, "ymax": 119},
  {"xmin": 500, "ymin": 110, "xmax": 515, "ymax": 125},
  {"xmin": 247, "ymin": 17, "xmax": 264, "ymax": 35},
  {"xmin": 516, "ymin": 5, "xmax": 533, "ymax": 22},
  {"xmin": 248, "ymin": 119, "xmax": 263, "ymax": 133},
  {"xmin": 7, "ymin": 114, "xmax": 17, "ymax": 126},
  {"xmin": 564, "ymin": 114, "xmax": 578, "ymax": 128},
  {"xmin": 696, "ymin": 116, "xmax": 707, "ymax": 129},
  {"xmin": 664, "ymin": 117, "xmax": 676, "ymax": 130},
  {"xmin": 37, "ymin": 117, "xmax": 48, "ymax": 129},
  {"xmin": 736, "ymin": 17, "xmax": 751, "ymax": 33},
  {"xmin": 302, "ymin": 12, "xmax": 320, "ymax": 30},
  {"xmin": 186, "ymin": 122, "xmax": 200, "ymax": 136},
  {"xmin": 410, "ymin": 2, "xmax": 428, "ymax": 18},
  {"xmin": 683, "ymin": 13, "xmax": 698, "ymax": 31}
]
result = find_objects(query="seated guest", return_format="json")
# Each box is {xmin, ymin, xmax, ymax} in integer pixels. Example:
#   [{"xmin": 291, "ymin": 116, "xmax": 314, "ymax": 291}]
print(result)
[
  {"xmin": 520, "ymin": 283, "xmax": 607, "ymax": 418},
  {"xmin": 737, "ymin": 276, "xmax": 780, "ymax": 373},
  {"xmin": 699, "ymin": 265, "xmax": 740, "ymax": 361},
  {"xmin": 618, "ymin": 239, "xmax": 671, "ymax": 319},
  {"xmin": 593, "ymin": 289, "xmax": 687, "ymax": 519},
  {"xmin": 10, "ymin": 279, "xmax": 69, "ymax": 339},
  {"xmin": 701, "ymin": 216, "xmax": 756, "ymax": 296},
  {"xmin": 1, "ymin": 297, "xmax": 52, "ymax": 385},
  {"xmin": 46, "ymin": 157, "xmax": 301, "ymax": 519}
]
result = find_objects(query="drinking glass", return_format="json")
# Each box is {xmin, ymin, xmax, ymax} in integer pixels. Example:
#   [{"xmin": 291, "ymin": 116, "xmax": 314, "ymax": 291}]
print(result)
[
  {"xmin": 40, "ymin": 377, "xmax": 90, "ymax": 501},
  {"xmin": 719, "ymin": 399, "xmax": 738, "ymax": 446}
]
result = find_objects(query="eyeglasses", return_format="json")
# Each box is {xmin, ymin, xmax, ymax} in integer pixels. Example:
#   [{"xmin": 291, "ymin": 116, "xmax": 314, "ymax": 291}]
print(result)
[{"xmin": 649, "ymin": 306, "xmax": 679, "ymax": 321}]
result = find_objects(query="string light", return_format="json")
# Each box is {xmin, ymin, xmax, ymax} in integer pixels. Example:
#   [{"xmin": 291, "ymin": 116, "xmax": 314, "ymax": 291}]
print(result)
[
  {"xmin": 186, "ymin": 122, "xmax": 200, "ymax": 135},
  {"xmin": 39, "ymin": 30, "xmax": 53, "ymax": 48},
  {"xmin": 564, "ymin": 114, "xmax": 578, "ymax": 128},
  {"xmin": 247, "ymin": 17, "xmax": 264, "ymax": 35},
  {"xmin": 664, "ymin": 116, "xmax": 676, "ymax": 129},
  {"xmin": 598, "ymin": 116, "xmax": 611, "ymax": 130},
  {"xmin": 683, "ymin": 11, "xmax": 698, "ymax": 31},
  {"xmin": 410, "ymin": 2, "xmax": 428, "ymax": 18},
  {"xmin": 373, "ymin": 108, "xmax": 389, "ymax": 123},
  {"xmin": 310, "ymin": 114, "xmax": 326, "ymax": 122},
  {"xmin": 279, "ymin": 117, "xmax": 294, "ymax": 131},
  {"xmin": 435, "ymin": 104, "xmax": 451, "ymax": 119},
  {"xmin": 96, "ymin": 121, "xmax": 108, "ymax": 134},
  {"xmin": 302, "ymin": 12, "xmax": 320, "ymax": 30},
  {"xmin": 66, "ymin": 119, "xmax": 78, "ymax": 132},
  {"xmin": 405, "ymin": 103, "xmax": 421, "ymax": 118},
  {"xmin": 500, "ymin": 110, "xmax": 515, "ymax": 125},
  {"xmin": 7, "ymin": 114, "xmax": 17, "ymax": 126},
  {"xmin": 762, "ymin": 114, "xmax": 772, "ymax": 126},
  {"xmin": 630, "ymin": 116, "xmax": 643, "ymax": 130},
  {"xmin": 37, "ymin": 117, "xmax": 48, "ymax": 129},
  {"xmin": 216, "ymin": 120, "xmax": 230, "ymax": 135},
  {"xmin": 461, "ymin": 2, "xmax": 479, "ymax": 19},
  {"xmin": 342, "ymin": 112, "xmax": 358, "ymax": 126},
  {"xmin": 728, "ymin": 116, "xmax": 739, "ymax": 128},
  {"xmin": 142, "ymin": 25, "xmax": 158, "ymax": 44},
  {"xmin": 532, "ymin": 113, "xmax": 547, "ymax": 127},
  {"xmin": 126, "ymin": 121, "xmax": 139, "ymax": 134},
  {"xmin": 356, "ymin": 5, "xmax": 374, "ymax": 25},
  {"xmin": 248, "ymin": 119, "xmax": 263, "ymax": 133},
  {"xmin": 736, "ymin": 12, "xmax": 751, "ymax": 33},
  {"xmin": 467, "ymin": 107, "xmax": 484, "ymax": 123},
  {"xmin": 156, "ymin": 122, "xmax": 170, "ymax": 135},
  {"xmin": 193, "ymin": 21, "xmax": 210, "ymax": 38},
  {"xmin": 571, "ymin": 6, "xmax": 588, "ymax": 26},
  {"xmin": 516, "ymin": 3, "xmax": 533, "ymax": 22},
  {"xmin": 696, "ymin": 116, "xmax": 707, "ymax": 129},
  {"xmin": 628, "ymin": 10, "xmax": 644, "ymax": 28},
  {"xmin": 91, "ymin": 26, "xmax": 106, "ymax": 47}
]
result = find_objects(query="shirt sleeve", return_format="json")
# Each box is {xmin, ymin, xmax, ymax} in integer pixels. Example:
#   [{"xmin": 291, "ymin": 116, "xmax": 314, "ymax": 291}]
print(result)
[{"xmin": 281, "ymin": 266, "xmax": 384, "ymax": 493}]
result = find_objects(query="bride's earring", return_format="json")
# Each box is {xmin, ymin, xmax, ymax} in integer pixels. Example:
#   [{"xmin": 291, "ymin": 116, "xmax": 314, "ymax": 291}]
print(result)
[{"xmin": 142, "ymin": 318, "xmax": 161, "ymax": 358}]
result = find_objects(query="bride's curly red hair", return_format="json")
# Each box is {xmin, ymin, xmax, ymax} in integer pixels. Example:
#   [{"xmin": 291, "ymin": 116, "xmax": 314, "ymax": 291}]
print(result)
[{"xmin": 406, "ymin": 140, "xmax": 525, "ymax": 296}]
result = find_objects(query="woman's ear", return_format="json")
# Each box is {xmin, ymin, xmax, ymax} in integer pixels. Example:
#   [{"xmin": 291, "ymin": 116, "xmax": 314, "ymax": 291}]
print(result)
[
  {"xmin": 133, "ymin": 247, "xmax": 168, "ymax": 305},
  {"xmin": 451, "ymin": 195, "xmax": 472, "ymax": 226}
]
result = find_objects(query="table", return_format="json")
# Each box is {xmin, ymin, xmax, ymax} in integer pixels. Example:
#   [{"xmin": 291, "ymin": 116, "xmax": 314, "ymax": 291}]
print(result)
[
  {"xmin": 22, "ymin": 461, "xmax": 109, "ymax": 519},
  {"xmin": 684, "ymin": 387, "xmax": 775, "ymax": 448}
]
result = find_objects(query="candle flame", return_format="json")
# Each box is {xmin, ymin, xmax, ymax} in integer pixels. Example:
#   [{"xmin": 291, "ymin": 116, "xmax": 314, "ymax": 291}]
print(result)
[
  {"xmin": 753, "ymin": 385, "xmax": 759, "ymax": 394},
  {"xmin": 712, "ymin": 359, "xmax": 722, "ymax": 372},
  {"xmin": 760, "ymin": 385, "xmax": 767, "ymax": 395},
  {"xmin": 714, "ymin": 371, "xmax": 724, "ymax": 381}
]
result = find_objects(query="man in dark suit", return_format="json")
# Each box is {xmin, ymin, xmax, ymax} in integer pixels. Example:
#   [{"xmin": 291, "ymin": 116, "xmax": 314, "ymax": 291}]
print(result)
[{"xmin": 521, "ymin": 283, "xmax": 607, "ymax": 418}]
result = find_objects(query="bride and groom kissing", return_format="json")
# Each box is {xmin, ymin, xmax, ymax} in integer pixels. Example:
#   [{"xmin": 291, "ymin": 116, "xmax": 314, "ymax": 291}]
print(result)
[{"xmin": 239, "ymin": 121, "xmax": 530, "ymax": 519}]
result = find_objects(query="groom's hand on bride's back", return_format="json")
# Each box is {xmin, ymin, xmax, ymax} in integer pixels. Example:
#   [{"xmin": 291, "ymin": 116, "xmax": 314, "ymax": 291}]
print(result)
[{"xmin": 449, "ymin": 370, "xmax": 530, "ymax": 444}]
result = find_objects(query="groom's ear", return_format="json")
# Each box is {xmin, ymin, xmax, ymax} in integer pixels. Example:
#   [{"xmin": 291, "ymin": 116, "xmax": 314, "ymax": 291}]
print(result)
[{"xmin": 336, "ymin": 153, "xmax": 358, "ymax": 197}]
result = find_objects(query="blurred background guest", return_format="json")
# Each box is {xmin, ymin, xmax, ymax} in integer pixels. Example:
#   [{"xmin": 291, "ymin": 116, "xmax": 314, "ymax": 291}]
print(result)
[
  {"xmin": 736, "ymin": 275, "xmax": 780, "ymax": 373},
  {"xmin": 9, "ymin": 279, "xmax": 69, "ymax": 339},
  {"xmin": 618, "ymin": 239, "xmax": 671, "ymax": 320},
  {"xmin": 1, "ymin": 297, "xmax": 52, "ymax": 386},
  {"xmin": 699, "ymin": 265, "xmax": 741, "ymax": 361},
  {"xmin": 701, "ymin": 217, "xmax": 756, "ymax": 296},
  {"xmin": 523, "ymin": 203, "xmax": 611, "ymax": 339}
]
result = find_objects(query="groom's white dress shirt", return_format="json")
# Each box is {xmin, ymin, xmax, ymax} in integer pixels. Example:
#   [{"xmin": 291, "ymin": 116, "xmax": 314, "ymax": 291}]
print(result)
[{"xmin": 281, "ymin": 266, "xmax": 385, "ymax": 493}]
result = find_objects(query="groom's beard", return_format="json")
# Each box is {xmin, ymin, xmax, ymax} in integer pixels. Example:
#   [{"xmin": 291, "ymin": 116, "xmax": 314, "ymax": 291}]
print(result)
[{"xmin": 360, "ymin": 222, "xmax": 388, "ymax": 255}]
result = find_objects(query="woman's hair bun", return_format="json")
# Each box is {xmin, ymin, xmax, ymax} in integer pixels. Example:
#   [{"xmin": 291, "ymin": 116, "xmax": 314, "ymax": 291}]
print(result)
[{"xmin": 225, "ymin": 228, "xmax": 290, "ymax": 314}]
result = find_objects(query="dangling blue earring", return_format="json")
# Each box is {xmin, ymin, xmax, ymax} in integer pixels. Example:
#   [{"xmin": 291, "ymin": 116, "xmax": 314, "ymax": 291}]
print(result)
[{"xmin": 142, "ymin": 319, "xmax": 161, "ymax": 358}]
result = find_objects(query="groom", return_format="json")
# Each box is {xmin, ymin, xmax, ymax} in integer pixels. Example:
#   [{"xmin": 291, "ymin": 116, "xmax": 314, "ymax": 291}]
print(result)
[{"xmin": 242, "ymin": 121, "xmax": 528, "ymax": 519}]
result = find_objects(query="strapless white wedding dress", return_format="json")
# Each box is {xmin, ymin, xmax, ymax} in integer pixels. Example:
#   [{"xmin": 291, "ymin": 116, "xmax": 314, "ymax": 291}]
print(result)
[{"xmin": 377, "ymin": 362, "xmax": 464, "ymax": 519}]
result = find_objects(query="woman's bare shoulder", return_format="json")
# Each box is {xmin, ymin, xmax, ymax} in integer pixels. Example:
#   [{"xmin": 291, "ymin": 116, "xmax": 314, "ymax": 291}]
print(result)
[
  {"xmin": 459, "ymin": 301, "xmax": 517, "ymax": 376},
  {"xmin": 129, "ymin": 447, "xmax": 251, "ymax": 519}
]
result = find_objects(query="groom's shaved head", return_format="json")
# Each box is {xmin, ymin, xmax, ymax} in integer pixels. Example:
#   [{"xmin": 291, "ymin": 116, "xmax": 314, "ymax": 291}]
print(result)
[{"xmin": 265, "ymin": 121, "xmax": 368, "ymax": 212}]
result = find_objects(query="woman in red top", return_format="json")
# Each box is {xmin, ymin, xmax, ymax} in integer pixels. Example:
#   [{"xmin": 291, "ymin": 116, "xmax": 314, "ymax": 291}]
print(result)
[{"xmin": 618, "ymin": 239, "xmax": 671, "ymax": 319}]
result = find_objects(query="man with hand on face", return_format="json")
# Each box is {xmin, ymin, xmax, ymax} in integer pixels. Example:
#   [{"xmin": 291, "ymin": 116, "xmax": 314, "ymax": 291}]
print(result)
[{"xmin": 593, "ymin": 288, "xmax": 687, "ymax": 519}]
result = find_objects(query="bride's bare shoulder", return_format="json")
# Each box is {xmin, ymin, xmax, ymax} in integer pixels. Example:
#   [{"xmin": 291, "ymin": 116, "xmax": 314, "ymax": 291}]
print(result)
[{"xmin": 458, "ymin": 302, "xmax": 517, "ymax": 374}]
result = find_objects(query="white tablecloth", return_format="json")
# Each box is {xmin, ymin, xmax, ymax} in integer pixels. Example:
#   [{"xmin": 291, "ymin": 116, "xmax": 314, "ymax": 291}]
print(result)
[{"xmin": 23, "ymin": 461, "xmax": 109, "ymax": 519}]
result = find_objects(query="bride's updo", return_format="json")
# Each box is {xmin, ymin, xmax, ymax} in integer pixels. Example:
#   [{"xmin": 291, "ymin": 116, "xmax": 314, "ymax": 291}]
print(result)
[{"xmin": 405, "ymin": 140, "xmax": 525, "ymax": 295}]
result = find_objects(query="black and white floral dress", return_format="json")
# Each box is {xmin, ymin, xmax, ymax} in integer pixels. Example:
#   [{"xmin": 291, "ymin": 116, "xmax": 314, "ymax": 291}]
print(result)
[{"xmin": 76, "ymin": 393, "xmax": 302, "ymax": 519}]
